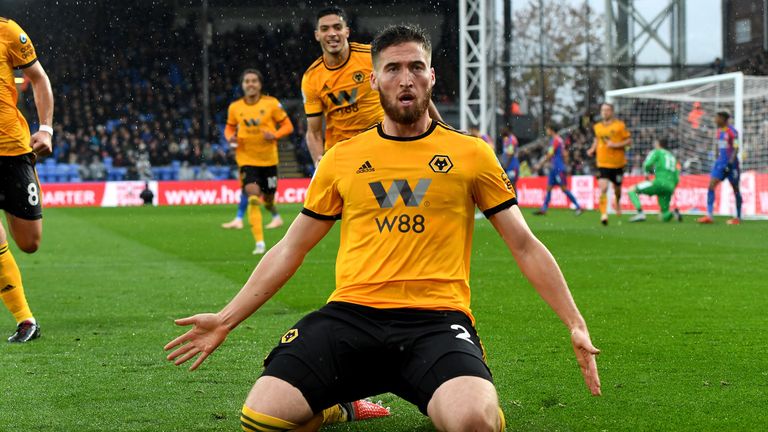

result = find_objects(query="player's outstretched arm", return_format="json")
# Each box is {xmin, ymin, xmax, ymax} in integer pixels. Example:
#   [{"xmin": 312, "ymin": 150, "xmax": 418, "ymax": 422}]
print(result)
[
  {"xmin": 23, "ymin": 62, "xmax": 54, "ymax": 157},
  {"xmin": 489, "ymin": 206, "xmax": 601, "ymax": 396},
  {"xmin": 164, "ymin": 214, "xmax": 335, "ymax": 370}
]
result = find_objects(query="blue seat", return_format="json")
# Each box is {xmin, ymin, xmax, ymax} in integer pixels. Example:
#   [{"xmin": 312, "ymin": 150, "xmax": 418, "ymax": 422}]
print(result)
[
  {"xmin": 54, "ymin": 164, "xmax": 70, "ymax": 182},
  {"xmin": 107, "ymin": 167, "xmax": 127, "ymax": 181},
  {"xmin": 151, "ymin": 167, "xmax": 163, "ymax": 179}
]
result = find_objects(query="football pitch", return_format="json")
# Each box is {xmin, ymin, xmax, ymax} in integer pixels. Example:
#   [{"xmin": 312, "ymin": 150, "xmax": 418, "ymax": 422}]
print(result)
[{"xmin": 1, "ymin": 204, "xmax": 765, "ymax": 431}]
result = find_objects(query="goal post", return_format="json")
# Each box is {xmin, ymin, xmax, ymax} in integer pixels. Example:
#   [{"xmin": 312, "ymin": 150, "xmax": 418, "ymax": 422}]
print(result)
[{"xmin": 605, "ymin": 72, "xmax": 768, "ymax": 175}]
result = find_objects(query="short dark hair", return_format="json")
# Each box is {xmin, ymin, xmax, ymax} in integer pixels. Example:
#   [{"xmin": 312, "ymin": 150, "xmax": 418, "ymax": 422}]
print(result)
[
  {"xmin": 317, "ymin": 6, "xmax": 347, "ymax": 24},
  {"xmin": 716, "ymin": 111, "xmax": 730, "ymax": 121},
  {"xmin": 371, "ymin": 24, "xmax": 432, "ymax": 68},
  {"xmin": 545, "ymin": 123, "xmax": 557, "ymax": 132},
  {"xmin": 657, "ymin": 138, "xmax": 669, "ymax": 148},
  {"xmin": 240, "ymin": 68, "xmax": 263, "ymax": 84}
]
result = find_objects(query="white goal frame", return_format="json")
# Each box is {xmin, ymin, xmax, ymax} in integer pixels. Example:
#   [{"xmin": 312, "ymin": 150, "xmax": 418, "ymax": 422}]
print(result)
[{"xmin": 605, "ymin": 72, "xmax": 745, "ymax": 161}]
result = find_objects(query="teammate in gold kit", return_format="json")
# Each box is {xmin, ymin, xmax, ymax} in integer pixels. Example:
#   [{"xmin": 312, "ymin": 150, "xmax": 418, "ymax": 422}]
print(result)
[
  {"xmin": 302, "ymin": 6, "xmax": 440, "ymax": 164},
  {"xmin": 0, "ymin": 18, "xmax": 54, "ymax": 342},
  {"xmin": 221, "ymin": 69, "xmax": 293, "ymax": 254},
  {"xmin": 588, "ymin": 103, "xmax": 632, "ymax": 225},
  {"xmin": 167, "ymin": 25, "xmax": 600, "ymax": 431}
]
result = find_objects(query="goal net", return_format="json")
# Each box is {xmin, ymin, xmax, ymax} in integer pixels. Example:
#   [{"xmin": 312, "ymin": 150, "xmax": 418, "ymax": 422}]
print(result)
[{"xmin": 606, "ymin": 72, "xmax": 768, "ymax": 175}]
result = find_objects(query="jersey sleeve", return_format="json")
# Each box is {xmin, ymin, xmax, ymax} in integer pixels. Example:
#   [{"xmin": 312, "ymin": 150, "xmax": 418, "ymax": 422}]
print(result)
[
  {"xmin": 619, "ymin": 121, "xmax": 631, "ymax": 140},
  {"xmin": 226, "ymin": 103, "xmax": 237, "ymax": 127},
  {"xmin": 472, "ymin": 139, "xmax": 518, "ymax": 218},
  {"xmin": 6, "ymin": 20, "xmax": 37, "ymax": 69},
  {"xmin": 301, "ymin": 150, "xmax": 342, "ymax": 220},
  {"xmin": 730, "ymin": 128, "xmax": 740, "ymax": 148},
  {"xmin": 642, "ymin": 150, "xmax": 656, "ymax": 173},
  {"xmin": 272, "ymin": 99, "xmax": 289, "ymax": 123},
  {"xmin": 301, "ymin": 73, "xmax": 324, "ymax": 117}
]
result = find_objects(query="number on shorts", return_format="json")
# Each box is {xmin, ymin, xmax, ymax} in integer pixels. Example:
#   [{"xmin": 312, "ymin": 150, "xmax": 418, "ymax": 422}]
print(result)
[
  {"xmin": 27, "ymin": 183, "xmax": 39, "ymax": 206},
  {"xmin": 450, "ymin": 324, "xmax": 475, "ymax": 345},
  {"xmin": 267, "ymin": 176, "xmax": 278, "ymax": 190}
]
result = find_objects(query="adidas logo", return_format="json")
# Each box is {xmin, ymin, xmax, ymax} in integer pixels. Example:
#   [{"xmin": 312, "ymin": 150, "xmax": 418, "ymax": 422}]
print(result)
[{"xmin": 356, "ymin": 161, "xmax": 375, "ymax": 174}]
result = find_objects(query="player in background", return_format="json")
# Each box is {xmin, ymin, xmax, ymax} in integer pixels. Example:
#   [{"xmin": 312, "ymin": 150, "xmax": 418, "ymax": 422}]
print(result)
[
  {"xmin": 587, "ymin": 103, "xmax": 631, "ymax": 225},
  {"xmin": 628, "ymin": 138, "xmax": 682, "ymax": 223},
  {"xmin": 697, "ymin": 112, "xmax": 742, "ymax": 225},
  {"xmin": 302, "ymin": 6, "xmax": 441, "ymax": 165},
  {"xmin": 533, "ymin": 125, "xmax": 582, "ymax": 216},
  {"xmin": 500, "ymin": 128, "xmax": 520, "ymax": 190},
  {"xmin": 0, "ymin": 18, "xmax": 53, "ymax": 342},
  {"xmin": 220, "ymin": 69, "xmax": 293, "ymax": 254},
  {"xmin": 469, "ymin": 124, "xmax": 494, "ymax": 149},
  {"xmin": 166, "ymin": 24, "xmax": 600, "ymax": 432}
]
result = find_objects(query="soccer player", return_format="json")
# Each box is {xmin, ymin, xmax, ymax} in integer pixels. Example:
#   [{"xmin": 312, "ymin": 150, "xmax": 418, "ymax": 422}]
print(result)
[
  {"xmin": 628, "ymin": 138, "xmax": 682, "ymax": 223},
  {"xmin": 697, "ymin": 112, "xmax": 742, "ymax": 224},
  {"xmin": 220, "ymin": 69, "xmax": 294, "ymax": 254},
  {"xmin": 0, "ymin": 18, "xmax": 53, "ymax": 342},
  {"xmin": 533, "ymin": 125, "xmax": 582, "ymax": 216},
  {"xmin": 500, "ymin": 128, "xmax": 519, "ymax": 189},
  {"xmin": 166, "ymin": 24, "xmax": 601, "ymax": 432},
  {"xmin": 302, "ymin": 6, "xmax": 441, "ymax": 164},
  {"xmin": 587, "ymin": 103, "xmax": 631, "ymax": 225}
]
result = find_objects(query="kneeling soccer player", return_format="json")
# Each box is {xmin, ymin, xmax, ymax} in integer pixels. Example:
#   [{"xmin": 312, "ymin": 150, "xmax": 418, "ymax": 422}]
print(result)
[
  {"xmin": 166, "ymin": 24, "xmax": 600, "ymax": 432},
  {"xmin": 628, "ymin": 138, "xmax": 682, "ymax": 223}
]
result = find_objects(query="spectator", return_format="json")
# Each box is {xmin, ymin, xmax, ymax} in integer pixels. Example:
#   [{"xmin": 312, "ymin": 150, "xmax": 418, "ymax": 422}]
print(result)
[
  {"xmin": 196, "ymin": 163, "xmax": 216, "ymax": 180},
  {"xmin": 88, "ymin": 155, "xmax": 106, "ymax": 180},
  {"xmin": 178, "ymin": 161, "xmax": 195, "ymax": 181}
]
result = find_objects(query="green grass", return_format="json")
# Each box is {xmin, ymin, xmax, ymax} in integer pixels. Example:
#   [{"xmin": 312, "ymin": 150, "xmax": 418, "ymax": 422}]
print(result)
[{"xmin": 1, "ymin": 205, "xmax": 766, "ymax": 431}]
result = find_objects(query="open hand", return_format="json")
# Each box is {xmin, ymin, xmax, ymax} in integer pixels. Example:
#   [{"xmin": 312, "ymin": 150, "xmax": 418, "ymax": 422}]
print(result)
[
  {"xmin": 571, "ymin": 327, "xmax": 601, "ymax": 396},
  {"xmin": 263, "ymin": 130, "xmax": 276, "ymax": 140},
  {"xmin": 164, "ymin": 313, "xmax": 230, "ymax": 371}
]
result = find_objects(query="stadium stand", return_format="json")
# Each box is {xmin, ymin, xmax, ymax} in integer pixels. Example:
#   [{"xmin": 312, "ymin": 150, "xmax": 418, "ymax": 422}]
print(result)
[{"xmin": 14, "ymin": 2, "xmax": 457, "ymax": 182}]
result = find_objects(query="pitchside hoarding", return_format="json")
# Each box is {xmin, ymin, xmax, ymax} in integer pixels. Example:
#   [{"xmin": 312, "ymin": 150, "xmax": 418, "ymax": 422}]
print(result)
[{"xmin": 41, "ymin": 174, "xmax": 768, "ymax": 218}]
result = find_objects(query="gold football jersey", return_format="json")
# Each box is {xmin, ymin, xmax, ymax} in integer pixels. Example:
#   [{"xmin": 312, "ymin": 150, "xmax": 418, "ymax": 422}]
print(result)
[
  {"xmin": 303, "ymin": 121, "xmax": 517, "ymax": 322},
  {"xmin": 301, "ymin": 42, "xmax": 384, "ymax": 150}
]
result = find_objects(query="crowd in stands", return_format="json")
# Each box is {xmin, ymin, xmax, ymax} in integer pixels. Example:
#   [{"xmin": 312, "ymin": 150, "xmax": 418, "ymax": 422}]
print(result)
[{"xmin": 16, "ymin": 3, "xmax": 459, "ymax": 182}]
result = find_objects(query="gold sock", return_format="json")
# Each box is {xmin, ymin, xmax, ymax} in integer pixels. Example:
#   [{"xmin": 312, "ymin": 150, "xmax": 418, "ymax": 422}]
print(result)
[
  {"xmin": 248, "ymin": 196, "xmax": 264, "ymax": 243},
  {"xmin": 0, "ymin": 243, "xmax": 32, "ymax": 323},
  {"xmin": 498, "ymin": 407, "xmax": 506, "ymax": 431},
  {"xmin": 240, "ymin": 405, "xmax": 297, "ymax": 431},
  {"xmin": 599, "ymin": 194, "xmax": 607, "ymax": 217},
  {"xmin": 321, "ymin": 403, "xmax": 349, "ymax": 424}
]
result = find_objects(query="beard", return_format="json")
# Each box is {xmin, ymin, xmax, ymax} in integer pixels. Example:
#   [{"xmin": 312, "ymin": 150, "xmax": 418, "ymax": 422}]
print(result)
[{"xmin": 380, "ymin": 86, "xmax": 433, "ymax": 125}]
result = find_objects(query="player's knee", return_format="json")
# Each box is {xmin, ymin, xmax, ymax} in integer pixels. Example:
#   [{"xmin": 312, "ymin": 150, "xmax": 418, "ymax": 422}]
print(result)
[
  {"xmin": 16, "ymin": 237, "xmax": 40, "ymax": 254},
  {"xmin": 450, "ymin": 404, "xmax": 498, "ymax": 432},
  {"xmin": 244, "ymin": 183, "xmax": 262, "ymax": 197}
]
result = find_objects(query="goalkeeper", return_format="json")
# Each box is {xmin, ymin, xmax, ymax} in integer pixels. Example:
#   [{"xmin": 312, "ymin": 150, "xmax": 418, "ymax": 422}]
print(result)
[{"xmin": 629, "ymin": 138, "xmax": 682, "ymax": 223}]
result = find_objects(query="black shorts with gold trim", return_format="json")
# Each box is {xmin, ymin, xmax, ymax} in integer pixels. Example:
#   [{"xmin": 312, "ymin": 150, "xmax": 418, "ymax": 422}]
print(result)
[{"xmin": 261, "ymin": 301, "xmax": 492, "ymax": 415}]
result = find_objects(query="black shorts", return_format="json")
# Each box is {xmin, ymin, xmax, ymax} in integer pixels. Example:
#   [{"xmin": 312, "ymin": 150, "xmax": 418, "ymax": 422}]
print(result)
[
  {"xmin": 262, "ymin": 302, "xmax": 492, "ymax": 415},
  {"xmin": 240, "ymin": 165, "xmax": 278, "ymax": 195},
  {"xmin": 598, "ymin": 167, "xmax": 624, "ymax": 185},
  {"xmin": 0, "ymin": 154, "xmax": 42, "ymax": 220}
]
